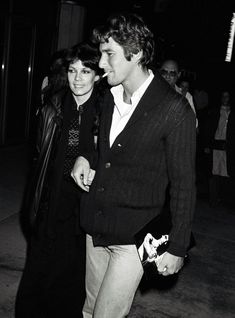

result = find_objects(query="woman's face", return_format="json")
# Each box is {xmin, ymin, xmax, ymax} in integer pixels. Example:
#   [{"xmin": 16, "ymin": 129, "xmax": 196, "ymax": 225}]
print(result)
[
  {"xmin": 221, "ymin": 91, "xmax": 230, "ymax": 106},
  {"xmin": 68, "ymin": 60, "xmax": 99, "ymax": 99},
  {"xmin": 179, "ymin": 81, "xmax": 189, "ymax": 96}
]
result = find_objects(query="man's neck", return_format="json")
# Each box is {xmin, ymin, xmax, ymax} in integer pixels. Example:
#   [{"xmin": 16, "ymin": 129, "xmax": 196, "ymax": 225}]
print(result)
[
  {"xmin": 122, "ymin": 68, "xmax": 150, "ymax": 104},
  {"xmin": 123, "ymin": 90, "xmax": 132, "ymax": 104}
]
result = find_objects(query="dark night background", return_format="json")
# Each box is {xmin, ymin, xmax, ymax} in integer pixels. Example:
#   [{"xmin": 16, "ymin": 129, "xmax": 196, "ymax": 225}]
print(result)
[{"xmin": 0, "ymin": 0, "xmax": 234, "ymax": 146}]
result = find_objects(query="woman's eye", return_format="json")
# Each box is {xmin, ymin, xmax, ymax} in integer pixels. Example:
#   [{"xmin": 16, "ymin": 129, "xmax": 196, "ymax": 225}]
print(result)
[
  {"xmin": 68, "ymin": 69, "xmax": 75, "ymax": 73},
  {"xmin": 82, "ymin": 69, "xmax": 91, "ymax": 74}
]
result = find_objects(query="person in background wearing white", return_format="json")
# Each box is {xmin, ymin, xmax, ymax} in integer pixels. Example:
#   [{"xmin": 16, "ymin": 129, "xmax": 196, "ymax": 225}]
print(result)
[{"xmin": 159, "ymin": 59, "xmax": 197, "ymax": 126}]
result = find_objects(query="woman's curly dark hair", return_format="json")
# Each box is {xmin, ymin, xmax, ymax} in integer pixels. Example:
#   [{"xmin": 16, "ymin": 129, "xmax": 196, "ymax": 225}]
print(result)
[
  {"xmin": 65, "ymin": 41, "xmax": 102, "ymax": 76},
  {"xmin": 92, "ymin": 12, "xmax": 155, "ymax": 68},
  {"xmin": 42, "ymin": 48, "xmax": 68, "ymax": 103}
]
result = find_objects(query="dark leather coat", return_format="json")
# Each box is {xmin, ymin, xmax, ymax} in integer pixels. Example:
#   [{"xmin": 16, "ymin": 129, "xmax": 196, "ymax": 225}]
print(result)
[
  {"xmin": 26, "ymin": 92, "xmax": 64, "ymax": 228},
  {"xmin": 22, "ymin": 87, "xmax": 101, "ymax": 238}
]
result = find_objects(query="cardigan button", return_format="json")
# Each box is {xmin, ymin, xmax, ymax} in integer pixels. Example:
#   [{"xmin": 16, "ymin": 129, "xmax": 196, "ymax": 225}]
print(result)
[
  {"xmin": 97, "ymin": 210, "xmax": 103, "ymax": 216},
  {"xmin": 97, "ymin": 187, "xmax": 105, "ymax": 192},
  {"xmin": 105, "ymin": 162, "xmax": 111, "ymax": 168}
]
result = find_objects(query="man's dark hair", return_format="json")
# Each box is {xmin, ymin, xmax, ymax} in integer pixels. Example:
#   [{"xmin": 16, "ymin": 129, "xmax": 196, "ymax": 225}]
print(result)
[{"xmin": 92, "ymin": 12, "xmax": 155, "ymax": 68}]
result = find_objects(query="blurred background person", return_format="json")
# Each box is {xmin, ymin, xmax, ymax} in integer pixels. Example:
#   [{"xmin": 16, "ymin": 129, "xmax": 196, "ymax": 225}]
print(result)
[
  {"xmin": 193, "ymin": 79, "xmax": 209, "ymax": 114},
  {"xmin": 192, "ymin": 79, "xmax": 210, "ymax": 198},
  {"xmin": 178, "ymin": 78, "xmax": 192, "ymax": 97},
  {"xmin": 205, "ymin": 90, "xmax": 235, "ymax": 207},
  {"xmin": 159, "ymin": 59, "xmax": 196, "ymax": 117}
]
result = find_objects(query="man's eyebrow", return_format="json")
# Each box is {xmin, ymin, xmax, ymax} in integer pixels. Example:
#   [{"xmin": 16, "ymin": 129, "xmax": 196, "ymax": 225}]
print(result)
[
  {"xmin": 100, "ymin": 48, "xmax": 113, "ymax": 53},
  {"xmin": 161, "ymin": 69, "xmax": 177, "ymax": 72}
]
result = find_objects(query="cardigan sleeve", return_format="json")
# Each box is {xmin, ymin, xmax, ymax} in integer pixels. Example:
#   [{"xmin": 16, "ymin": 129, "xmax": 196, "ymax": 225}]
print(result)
[{"xmin": 165, "ymin": 104, "xmax": 196, "ymax": 257}]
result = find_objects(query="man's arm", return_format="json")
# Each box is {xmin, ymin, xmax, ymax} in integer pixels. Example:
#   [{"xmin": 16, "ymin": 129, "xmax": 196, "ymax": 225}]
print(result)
[
  {"xmin": 158, "ymin": 106, "xmax": 196, "ymax": 275},
  {"xmin": 157, "ymin": 253, "xmax": 184, "ymax": 276}
]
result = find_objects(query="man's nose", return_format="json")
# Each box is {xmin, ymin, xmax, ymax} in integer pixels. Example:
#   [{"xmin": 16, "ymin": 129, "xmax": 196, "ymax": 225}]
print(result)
[{"xmin": 99, "ymin": 55, "xmax": 107, "ymax": 69}]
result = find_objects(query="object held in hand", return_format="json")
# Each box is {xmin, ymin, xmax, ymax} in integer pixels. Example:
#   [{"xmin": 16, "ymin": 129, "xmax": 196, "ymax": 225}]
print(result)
[
  {"xmin": 137, "ymin": 233, "xmax": 169, "ymax": 280},
  {"xmin": 138, "ymin": 233, "xmax": 169, "ymax": 267}
]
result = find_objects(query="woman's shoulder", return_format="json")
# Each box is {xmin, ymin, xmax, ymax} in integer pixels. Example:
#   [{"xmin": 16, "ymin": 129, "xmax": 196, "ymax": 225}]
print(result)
[
  {"xmin": 49, "ymin": 88, "xmax": 68, "ymax": 103},
  {"xmin": 44, "ymin": 88, "xmax": 69, "ymax": 114}
]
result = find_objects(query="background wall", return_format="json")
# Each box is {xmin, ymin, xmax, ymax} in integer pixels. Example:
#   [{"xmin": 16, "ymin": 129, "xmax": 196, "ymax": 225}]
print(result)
[
  {"xmin": 0, "ymin": 0, "xmax": 86, "ymax": 147},
  {"xmin": 0, "ymin": 0, "xmax": 234, "ymax": 146}
]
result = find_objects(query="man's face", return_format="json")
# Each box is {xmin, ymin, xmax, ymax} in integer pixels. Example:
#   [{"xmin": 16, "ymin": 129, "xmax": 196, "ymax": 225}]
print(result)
[
  {"xmin": 99, "ymin": 37, "xmax": 137, "ymax": 87},
  {"xmin": 179, "ymin": 81, "xmax": 189, "ymax": 96},
  {"xmin": 160, "ymin": 61, "xmax": 179, "ymax": 87}
]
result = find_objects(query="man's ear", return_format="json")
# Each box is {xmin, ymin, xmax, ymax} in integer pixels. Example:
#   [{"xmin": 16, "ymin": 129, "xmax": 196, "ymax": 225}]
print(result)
[{"xmin": 132, "ymin": 50, "xmax": 143, "ymax": 63}]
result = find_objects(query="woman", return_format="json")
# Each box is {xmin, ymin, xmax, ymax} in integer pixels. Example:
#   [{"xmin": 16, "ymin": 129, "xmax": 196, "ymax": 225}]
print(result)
[{"xmin": 15, "ymin": 41, "xmax": 103, "ymax": 318}]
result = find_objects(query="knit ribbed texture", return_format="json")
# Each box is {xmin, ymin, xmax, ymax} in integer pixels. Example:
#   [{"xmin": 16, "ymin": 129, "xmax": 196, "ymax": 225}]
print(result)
[
  {"xmin": 80, "ymin": 75, "xmax": 196, "ymax": 257},
  {"xmin": 63, "ymin": 106, "xmax": 83, "ymax": 178}
]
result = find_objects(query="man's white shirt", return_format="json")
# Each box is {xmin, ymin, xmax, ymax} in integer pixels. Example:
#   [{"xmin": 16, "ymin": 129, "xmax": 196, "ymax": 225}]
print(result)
[{"xmin": 109, "ymin": 71, "xmax": 154, "ymax": 146}]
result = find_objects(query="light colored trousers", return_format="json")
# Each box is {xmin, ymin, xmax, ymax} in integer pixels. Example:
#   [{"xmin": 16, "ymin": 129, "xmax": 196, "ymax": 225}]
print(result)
[{"xmin": 83, "ymin": 235, "xmax": 144, "ymax": 318}]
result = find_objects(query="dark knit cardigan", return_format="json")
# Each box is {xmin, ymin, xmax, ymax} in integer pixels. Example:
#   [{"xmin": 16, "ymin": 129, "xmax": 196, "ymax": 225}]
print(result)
[{"xmin": 80, "ymin": 73, "xmax": 196, "ymax": 257}]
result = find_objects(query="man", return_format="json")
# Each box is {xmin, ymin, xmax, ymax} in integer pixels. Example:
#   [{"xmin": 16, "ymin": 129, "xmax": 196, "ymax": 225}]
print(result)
[
  {"xmin": 159, "ymin": 59, "xmax": 196, "ymax": 116},
  {"xmin": 71, "ymin": 13, "xmax": 196, "ymax": 318}
]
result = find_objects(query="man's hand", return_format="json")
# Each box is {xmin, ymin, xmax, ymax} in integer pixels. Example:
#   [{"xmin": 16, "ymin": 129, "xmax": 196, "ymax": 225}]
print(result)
[
  {"xmin": 71, "ymin": 156, "xmax": 95, "ymax": 192},
  {"xmin": 157, "ymin": 252, "xmax": 184, "ymax": 276}
]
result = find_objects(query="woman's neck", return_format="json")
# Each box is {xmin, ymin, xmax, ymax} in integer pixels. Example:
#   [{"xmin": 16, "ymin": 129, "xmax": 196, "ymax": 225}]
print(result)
[{"xmin": 73, "ymin": 89, "xmax": 93, "ymax": 109}]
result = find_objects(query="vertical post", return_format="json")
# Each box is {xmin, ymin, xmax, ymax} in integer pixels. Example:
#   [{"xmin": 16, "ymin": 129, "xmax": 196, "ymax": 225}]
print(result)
[{"xmin": 57, "ymin": 2, "xmax": 87, "ymax": 50}]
